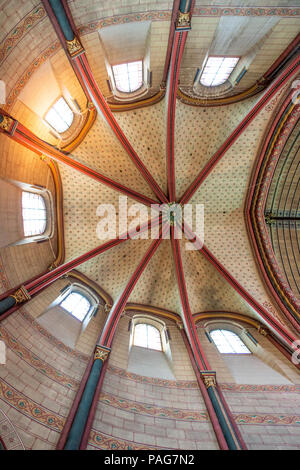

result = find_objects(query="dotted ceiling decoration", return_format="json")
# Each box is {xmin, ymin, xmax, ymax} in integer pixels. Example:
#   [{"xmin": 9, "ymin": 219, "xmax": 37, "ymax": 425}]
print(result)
[{"xmin": 57, "ymin": 78, "xmax": 297, "ymax": 329}]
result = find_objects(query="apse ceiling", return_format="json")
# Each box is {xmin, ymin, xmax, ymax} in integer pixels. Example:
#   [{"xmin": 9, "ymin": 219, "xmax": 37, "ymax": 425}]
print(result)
[{"xmin": 0, "ymin": 0, "xmax": 299, "ymax": 342}]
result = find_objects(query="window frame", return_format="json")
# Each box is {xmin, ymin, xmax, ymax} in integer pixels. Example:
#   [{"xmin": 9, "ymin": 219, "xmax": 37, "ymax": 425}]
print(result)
[
  {"xmin": 6, "ymin": 180, "xmax": 54, "ymax": 246},
  {"xmin": 58, "ymin": 283, "xmax": 100, "ymax": 323},
  {"xmin": 60, "ymin": 290, "xmax": 93, "ymax": 322},
  {"xmin": 210, "ymin": 328, "xmax": 251, "ymax": 355},
  {"xmin": 112, "ymin": 60, "xmax": 144, "ymax": 94},
  {"xmin": 133, "ymin": 322, "xmax": 162, "ymax": 351},
  {"xmin": 22, "ymin": 190, "xmax": 47, "ymax": 238},
  {"xmin": 200, "ymin": 55, "xmax": 240, "ymax": 88},
  {"xmin": 44, "ymin": 96, "xmax": 75, "ymax": 135}
]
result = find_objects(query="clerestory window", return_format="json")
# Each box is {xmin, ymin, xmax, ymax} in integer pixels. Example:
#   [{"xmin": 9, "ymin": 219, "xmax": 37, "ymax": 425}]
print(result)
[
  {"xmin": 133, "ymin": 323, "xmax": 162, "ymax": 351},
  {"xmin": 22, "ymin": 191, "xmax": 47, "ymax": 237},
  {"xmin": 44, "ymin": 96, "xmax": 74, "ymax": 134},
  {"xmin": 112, "ymin": 61, "xmax": 143, "ymax": 93},
  {"xmin": 200, "ymin": 56, "xmax": 239, "ymax": 87},
  {"xmin": 60, "ymin": 291, "xmax": 92, "ymax": 321},
  {"xmin": 210, "ymin": 329, "xmax": 251, "ymax": 354}
]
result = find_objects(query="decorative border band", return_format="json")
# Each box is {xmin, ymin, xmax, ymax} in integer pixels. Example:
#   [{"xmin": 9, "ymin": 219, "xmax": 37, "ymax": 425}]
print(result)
[
  {"xmin": 0, "ymin": 379, "xmax": 65, "ymax": 432},
  {"xmin": 99, "ymin": 391, "xmax": 208, "ymax": 421},
  {"xmin": 1, "ymin": 6, "xmax": 299, "ymax": 71},
  {"xmin": 0, "ymin": 6, "xmax": 46, "ymax": 67},
  {"xmin": 0, "ymin": 376, "xmax": 299, "ymax": 452},
  {"xmin": 89, "ymin": 429, "xmax": 158, "ymax": 450},
  {"xmin": 0, "ymin": 326, "xmax": 78, "ymax": 389},
  {"xmin": 3, "ymin": 41, "xmax": 61, "ymax": 112},
  {"xmin": 106, "ymin": 365, "xmax": 199, "ymax": 389},
  {"xmin": 246, "ymin": 95, "xmax": 300, "ymax": 327},
  {"xmin": 193, "ymin": 7, "xmax": 300, "ymax": 17},
  {"xmin": 221, "ymin": 383, "xmax": 300, "ymax": 393},
  {"xmin": 106, "ymin": 366, "xmax": 300, "ymax": 393}
]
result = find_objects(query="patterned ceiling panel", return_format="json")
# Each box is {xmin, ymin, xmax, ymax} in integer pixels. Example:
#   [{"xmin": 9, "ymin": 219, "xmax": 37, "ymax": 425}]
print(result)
[
  {"xmin": 189, "ymin": 81, "xmax": 293, "ymax": 328},
  {"xmin": 174, "ymin": 95, "xmax": 259, "ymax": 200},
  {"xmin": 179, "ymin": 236, "xmax": 256, "ymax": 317},
  {"xmin": 128, "ymin": 239, "xmax": 181, "ymax": 313},
  {"xmin": 59, "ymin": 162, "xmax": 151, "ymax": 263},
  {"xmin": 77, "ymin": 237, "xmax": 154, "ymax": 302},
  {"xmin": 72, "ymin": 116, "xmax": 158, "ymax": 201},
  {"xmin": 113, "ymin": 101, "xmax": 168, "ymax": 196}
]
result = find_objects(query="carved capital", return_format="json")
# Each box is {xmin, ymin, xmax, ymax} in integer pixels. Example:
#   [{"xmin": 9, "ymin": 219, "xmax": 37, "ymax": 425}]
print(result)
[
  {"xmin": 200, "ymin": 371, "xmax": 217, "ymax": 389},
  {"xmin": 10, "ymin": 286, "xmax": 31, "ymax": 304},
  {"xmin": 94, "ymin": 345, "xmax": 111, "ymax": 362},
  {"xmin": 258, "ymin": 326, "xmax": 269, "ymax": 337},
  {"xmin": 0, "ymin": 115, "xmax": 16, "ymax": 134},
  {"xmin": 48, "ymin": 262, "xmax": 58, "ymax": 271},
  {"xmin": 104, "ymin": 304, "xmax": 112, "ymax": 314},
  {"xmin": 66, "ymin": 36, "xmax": 84, "ymax": 57},
  {"xmin": 176, "ymin": 11, "xmax": 191, "ymax": 30}
]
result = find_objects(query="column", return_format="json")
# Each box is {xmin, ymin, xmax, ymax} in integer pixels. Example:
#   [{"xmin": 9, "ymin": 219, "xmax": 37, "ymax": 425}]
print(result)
[{"xmin": 64, "ymin": 344, "xmax": 110, "ymax": 450}]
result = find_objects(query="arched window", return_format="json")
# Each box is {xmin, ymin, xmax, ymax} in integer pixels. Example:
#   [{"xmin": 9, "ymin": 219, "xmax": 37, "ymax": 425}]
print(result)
[
  {"xmin": 112, "ymin": 61, "xmax": 143, "ymax": 93},
  {"xmin": 200, "ymin": 56, "xmax": 239, "ymax": 87},
  {"xmin": 44, "ymin": 96, "xmax": 74, "ymax": 134},
  {"xmin": 60, "ymin": 291, "xmax": 91, "ymax": 321},
  {"xmin": 22, "ymin": 191, "xmax": 47, "ymax": 237},
  {"xmin": 210, "ymin": 329, "xmax": 251, "ymax": 354},
  {"xmin": 133, "ymin": 323, "xmax": 162, "ymax": 351}
]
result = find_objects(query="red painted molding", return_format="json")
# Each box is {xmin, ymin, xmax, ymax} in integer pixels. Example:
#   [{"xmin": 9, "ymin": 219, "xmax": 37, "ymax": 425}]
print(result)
[
  {"xmin": 245, "ymin": 91, "xmax": 300, "ymax": 331},
  {"xmin": 100, "ymin": 223, "xmax": 169, "ymax": 347},
  {"xmin": 180, "ymin": 328, "xmax": 229, "ymax": 450},
  {"xmin": 162, "ymin": 0, "xmax": 181, "ymax": 86},
  {"xmin": 183, "ymin": 222, "xmax": 297, "ymax": 348},
  {"xmin": 73, "ymin": 53, "xmax": 168, "ymax": 204},
  {"xmin": 171, "ymin": 226, "xmax": 211, "ymax": 370},
  {"xmin": 0, "ymin": 217, "xmax": 160, "ymax": 322},
  {"xmin": 180, "ymin": 56, "xmax": 300, "ymax": 205},
  {"xmin": 264, "ymin": 32, "xmax": 300, "ymax": 79},
  {"xmin": 216, "ymin": 384, "xmax": 247, "ymax": 450},
  {"xmin": 167, "ymin": 31, "xmax": 188, "ymax": 201},
  {"xmin": 0, "ymin": 436, "xmax": 7, "ymax": 450},
  {"xmin": 0, "ymin": 114, "xmax": 158, "ymax": 207}
]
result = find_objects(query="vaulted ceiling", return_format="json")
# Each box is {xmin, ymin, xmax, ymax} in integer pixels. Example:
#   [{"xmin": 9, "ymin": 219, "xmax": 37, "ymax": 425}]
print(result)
[{"xmin": 0, "ymin": 0, "xmax": 299, "ymax": 345}]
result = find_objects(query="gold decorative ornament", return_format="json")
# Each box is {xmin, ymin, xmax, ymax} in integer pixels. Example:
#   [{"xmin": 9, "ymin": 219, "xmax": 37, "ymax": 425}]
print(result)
[
  {"xmin": 258, "ymin": 326, "xmax": 268, "ymax": 337},
  {"xmin": 94, "ymin": 345, "xmax": 110, "ymax": 362},
  {"xmin": 48, "ymin": 262, "xmax": 58, "ymax": 271},
  {"xmin": 66, "ymin": 36, "xmax": 84, "ymax": 57},
  {"xmin": 10, "ymin": 286, "xmax": 31, "ymax": 304},
  {"xmin": 176, "ymin": 11, "xmax": 191, "ymax": 29},
  {"xmin": 104, "ymin": 304, "xmax": 112, "ymax": 313},
  {"xmin": 201, "ymin": 372, "xmax": 217, "ymax": 389},
  {"xmin": 0, "ymin": 115, "xmax": 14, "ymax": 133}
]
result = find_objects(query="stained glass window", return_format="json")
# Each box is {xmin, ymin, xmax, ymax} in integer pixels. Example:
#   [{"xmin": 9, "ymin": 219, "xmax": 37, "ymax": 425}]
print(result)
[
  {"xmin": 22, "ymin": 191, "xmax": 47, "ymax": 237},
  {"xmin": 45, "ymin": 97, "xmax": 74, "ymax": 133},
  {"xmin": 112, "ymin": 61, "xmax": 143, "ymax": 93},
  {"xmin": 200, "ymin": 57, "xmax": 239, "ymax": 87},
  {"xmin": 133, "ymin": 323, "xmax": 162, "ymax": 351},
  {"xmin": 210, "ymin": 329, "xmax": 251, "ymax": 354}
]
